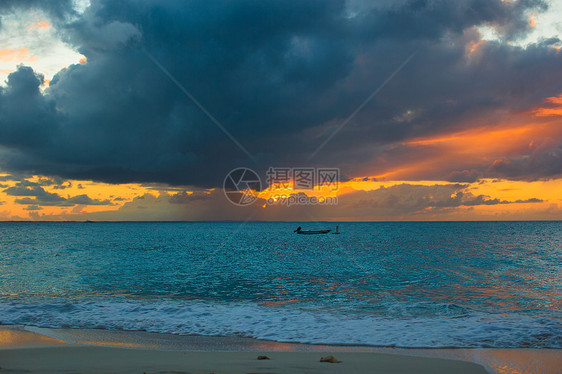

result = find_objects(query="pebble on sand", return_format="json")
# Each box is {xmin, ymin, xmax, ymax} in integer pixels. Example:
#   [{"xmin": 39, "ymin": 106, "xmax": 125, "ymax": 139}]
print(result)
[{"xmin": 320, "ymin": 355, "xmax": 341, "ymax": 363}]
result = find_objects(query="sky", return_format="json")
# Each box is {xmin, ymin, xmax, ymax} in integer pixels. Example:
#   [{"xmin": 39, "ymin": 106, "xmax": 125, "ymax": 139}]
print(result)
[{"xmin": 0, "ymin": 0, "xmax": 561, "ymax": 221}]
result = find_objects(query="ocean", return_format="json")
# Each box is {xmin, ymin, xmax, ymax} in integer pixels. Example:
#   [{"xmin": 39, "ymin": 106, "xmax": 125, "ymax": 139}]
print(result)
[{"xmin": 0, "ymin": 221, "xmax": 560, "ymax": 348}]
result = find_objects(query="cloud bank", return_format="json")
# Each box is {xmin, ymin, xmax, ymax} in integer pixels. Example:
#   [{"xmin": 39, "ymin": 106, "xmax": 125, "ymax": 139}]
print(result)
[{"xmin": 0, "ymin": 0, "xmax": 561, "ymax": 188}]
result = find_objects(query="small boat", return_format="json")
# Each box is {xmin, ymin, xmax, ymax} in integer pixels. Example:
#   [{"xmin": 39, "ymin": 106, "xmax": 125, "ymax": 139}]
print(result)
[
  {"xmin": 333, "ymin": 225, "xmax": 340, "ymax": 234},
  {"xmin": 294, "ymin": 226, "xmax": 331, "ymax": 235}
]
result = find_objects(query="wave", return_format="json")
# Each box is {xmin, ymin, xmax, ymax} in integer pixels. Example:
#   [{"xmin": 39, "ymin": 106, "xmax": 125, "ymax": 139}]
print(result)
[{"xmin": 0, "ymin": 297, "xmax": 560, "ymax": 348}]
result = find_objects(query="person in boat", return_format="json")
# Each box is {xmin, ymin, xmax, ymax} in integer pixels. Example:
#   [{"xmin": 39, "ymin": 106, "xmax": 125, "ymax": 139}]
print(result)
[{"xmin": 294, "ymin": 226, "xmax": 302, "ymax": 233}]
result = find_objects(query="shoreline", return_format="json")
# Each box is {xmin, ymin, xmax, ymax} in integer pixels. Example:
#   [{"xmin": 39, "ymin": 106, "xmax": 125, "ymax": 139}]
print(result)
[{"xmin": 1, "ymin": 325, "xmax": 560, "ymax": 373}]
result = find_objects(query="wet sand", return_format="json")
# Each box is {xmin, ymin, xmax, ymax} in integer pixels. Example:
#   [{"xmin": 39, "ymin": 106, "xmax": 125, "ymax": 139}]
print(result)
[{"xmin": 0, "ymin": 325, "xmax": 557, "ymax": 373}]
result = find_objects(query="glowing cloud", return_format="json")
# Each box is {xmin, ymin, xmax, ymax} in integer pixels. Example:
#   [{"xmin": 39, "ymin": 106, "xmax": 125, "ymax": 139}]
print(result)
[
  {"xmin": 26, "ymin": 20, "xmax": 51, "ymax": 30},
  {"xmin": 0, "ymin": 47, "xmax": 31, "ymax": 62}
]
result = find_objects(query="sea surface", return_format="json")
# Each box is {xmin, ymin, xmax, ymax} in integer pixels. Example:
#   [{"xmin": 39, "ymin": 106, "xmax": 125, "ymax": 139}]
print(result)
[{"xmin": 0, "ymin": 221, "xmax": 560, "ymax": 348}]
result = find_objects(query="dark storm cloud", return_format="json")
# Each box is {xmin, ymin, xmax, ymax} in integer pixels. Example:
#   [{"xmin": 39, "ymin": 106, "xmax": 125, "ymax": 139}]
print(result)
[
  {"xmin": 0, "ymin": 0, "xmax": 560, "ymax": 187},
  {"xmin": 0, "ymin": 67, "xmax": 58, "ymax": 148},
  {"xmin": 7, "ymin": 176, "xmax": 70, "ymax": 188},
  {"xmin": 488, "ymin": 143, "xmax": 562, "ymax": 180},
  {"xmin": 14, "ymin": 194, "xmax": 112, "ymax": 206},
  {"xmin": 4, "ymin": 183, "xmax": 112, "ymax": 206},
  {"xmin": 168, "ymin": 191, "xmax": 212, "ymax": 204},
  {"xmin": 332, "ymin": 184, "xmax": 543, "ymax": 216},
  {"xmin": 446, "ymin": 169, "xmax": 481, "ymax": 183},
  {"xmin": 4, "ymin": 184, "xmax": 63, "ymax": 199},
  {"xmin": 354, "ymin": 0, "xmax": 546, "ymax": 41}
]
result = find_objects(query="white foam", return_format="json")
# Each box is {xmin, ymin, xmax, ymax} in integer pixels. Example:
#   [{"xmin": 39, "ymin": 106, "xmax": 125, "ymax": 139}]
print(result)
[{"xmin": 1, "ymin": 298, "xmax": 560, "ymax": 348}]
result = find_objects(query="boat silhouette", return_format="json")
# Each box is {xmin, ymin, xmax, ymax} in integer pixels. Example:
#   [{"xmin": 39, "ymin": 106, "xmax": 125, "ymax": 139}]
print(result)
[{"xmin": 294, "ymin": 226, "xmax": 331, "ymax": 235}]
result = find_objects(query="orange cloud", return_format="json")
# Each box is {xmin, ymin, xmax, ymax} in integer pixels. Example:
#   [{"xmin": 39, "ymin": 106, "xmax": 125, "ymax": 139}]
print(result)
[
  {"xmin": 0, "ymin": 47, "xmax": 31, "ymax": 62},
  {"xmin": 545, "ymin": 95, "xmax": 562, "ymax": 105},
  {"xmin": 0, "ymin": 172, "xmax": 560, "ymax": 221},
  {"xmin": 346, "ymin": 95, "xmax": 562, "ymax": 181},
  {"xmin": 404, "ymin": 122, "xmax": 554, "ymax": 152},
  {"xmin": 0, "ymin": 175, "xmax": 153, "ymax": 221},
  {"xmin": 379, "ymin": 124, "xmax": 549, "ymax": 181},
  {"xmin": 26, "ymin": 20, "xmax": 51, "ymax": 30},
  {"xmin": 533, "ymin": 94, "xmax": 562, "ymax": 117},
  {"xmin": 535, "ymin": 108, "xmax": 562, "ymax": 117},
  {"xmin": 466, "ymin": 40, "xmax": 483, "ymax": 56}
]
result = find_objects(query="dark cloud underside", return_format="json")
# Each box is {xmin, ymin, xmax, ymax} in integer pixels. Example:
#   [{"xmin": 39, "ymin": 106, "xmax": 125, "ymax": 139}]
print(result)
[{"xmin": 0, "ymin": 0, "xmax": 560, "ymax": 187}]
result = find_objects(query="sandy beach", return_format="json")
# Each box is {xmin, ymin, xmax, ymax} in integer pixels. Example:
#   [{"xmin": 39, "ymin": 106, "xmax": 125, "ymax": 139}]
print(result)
[
  {"xmin": 0, "ymin": 325, "xmax": 495, "ymax": 374},
  {"xmin": 2, "ymin": 325, "xmax": 561, "ymax": 373},
  {"xmin": 1, "ymin": 346, "xmax": 492, "ymax": 374}
]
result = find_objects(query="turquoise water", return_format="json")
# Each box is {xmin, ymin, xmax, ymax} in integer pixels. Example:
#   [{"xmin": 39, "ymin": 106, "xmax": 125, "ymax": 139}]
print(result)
[{"xmin": 0, "ymin": 221, "xmax": 560, "ymax": 348}]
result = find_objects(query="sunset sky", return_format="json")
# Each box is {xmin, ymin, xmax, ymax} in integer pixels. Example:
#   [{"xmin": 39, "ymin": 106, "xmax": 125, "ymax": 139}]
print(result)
[{"xmin": 0, "ymin": 0, "xmax": 561, "ymax": 221}]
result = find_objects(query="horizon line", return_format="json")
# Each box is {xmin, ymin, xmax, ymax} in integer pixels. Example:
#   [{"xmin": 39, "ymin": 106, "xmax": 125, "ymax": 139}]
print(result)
[{"xmin": 0, "ymin": 219, "xmax": 560, "ymax": 223}]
